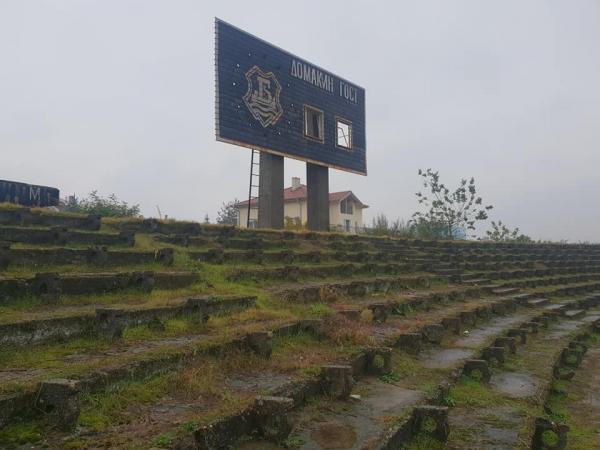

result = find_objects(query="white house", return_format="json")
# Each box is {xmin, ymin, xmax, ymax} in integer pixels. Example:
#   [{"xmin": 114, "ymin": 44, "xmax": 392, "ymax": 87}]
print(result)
[{"xmin": 235, "ymin": 177, "xmax": 368, "ymax": 233}]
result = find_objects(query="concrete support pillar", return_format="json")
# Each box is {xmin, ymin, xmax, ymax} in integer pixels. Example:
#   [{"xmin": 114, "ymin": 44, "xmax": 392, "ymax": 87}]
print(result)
[
  {"xmin": 306, "ymin": 163, "xmax": 329, "ymax": 231},
  {"xmin": 258, "ymin": 153, "xmax": 284, "ymax": 229}
]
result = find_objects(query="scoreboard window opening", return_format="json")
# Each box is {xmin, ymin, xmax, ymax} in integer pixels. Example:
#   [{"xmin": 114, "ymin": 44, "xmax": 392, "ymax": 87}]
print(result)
[
  {"xmin": 304, "ymin": 105, "xmax": 324, "ymax": 142},
  {"xmin": 336, "ymin": 118, "xmax": 352, "ymax": 150}
]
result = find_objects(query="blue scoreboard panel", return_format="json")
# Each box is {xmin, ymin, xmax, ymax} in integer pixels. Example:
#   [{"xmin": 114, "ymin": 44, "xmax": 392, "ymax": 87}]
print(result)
[{"xmin": 215, "ymin": 19, "xmax": 367, "ymax": 175}]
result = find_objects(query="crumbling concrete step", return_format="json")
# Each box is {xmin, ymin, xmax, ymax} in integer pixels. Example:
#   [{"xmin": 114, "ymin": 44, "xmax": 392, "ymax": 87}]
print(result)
[
  {"xmin": 491, "ymin": 287, "xmax": 521, "ymax": 296},
  {"xmin": 525, "ymin": 298, "xmax": 550, "ymax": 308},
  {"xmin": 0, "ymin": 271, "xmax": 198, "ymax": 302},
  {"xmin": 0, "ymin": 319, "xmax": 320, "ymax": 430},
  {"xmin": 0, "ymin": 295, "xmax": 256, "ymax": 346},
  {"xmin": 543, "ymin": 302, "xmax": 569, "ymax": 311},
  {"xmin": 0, "ymin": 208, "xmax": 100, "ymax": 230},
  {"xmin": 226, "ymin": 262, "xmax": 413, "ymax": 282},
  {"xmin": 461, "ymin": 278, "xmax": 489, "ymax": 286},
  {"xmin": 3, "ymin": 246, "xmax": 173, "ymax": 268},
  {"xmin": 0, "ymin": 226, "xmax": 134, "ymax": 247},
  {"xmin": 280, "ymin": 275, "xmax": 437, "ymax": 303},
  {"xmin": 563, "ymin": 309, "xmax": 586, "ymax": 319},
  {"xmin": 434, "ymin": 268, "xmax": 463, "ymax": 276}
]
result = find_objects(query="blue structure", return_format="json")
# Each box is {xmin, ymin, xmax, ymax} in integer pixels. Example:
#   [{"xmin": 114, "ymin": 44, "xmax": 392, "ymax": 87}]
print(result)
[{"xmin": 215, "ymin": 19, "xmax": 367, "ymax": 175}]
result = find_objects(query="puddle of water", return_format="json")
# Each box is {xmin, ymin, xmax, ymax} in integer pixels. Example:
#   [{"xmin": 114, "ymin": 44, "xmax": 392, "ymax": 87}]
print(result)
[
  {"xmin": 420, "ymin": 348, "xmax": 473, "ymax": 369},
  {"xmin": 491, "ymin": 371, "xmax": 539, "ymax": 398}
]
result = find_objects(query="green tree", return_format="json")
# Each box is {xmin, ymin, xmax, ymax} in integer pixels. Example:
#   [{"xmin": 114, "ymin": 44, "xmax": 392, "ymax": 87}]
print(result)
[
  {"xmin": 412, "ymin": 169, "xmax": 493, "ymax": 239},
  {"xmin": 485, "ymin": 220, "xmax": 532, "ymax": 243},
  {"xmin": 63, "ymin": 191, "xmax": 140, "ymax": 217},
  {"xmin": 216, "ymin": 199, "xmax": 239, "ymax": 225}
]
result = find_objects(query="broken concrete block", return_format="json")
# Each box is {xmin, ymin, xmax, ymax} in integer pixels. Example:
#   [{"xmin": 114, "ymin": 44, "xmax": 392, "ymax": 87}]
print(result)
[
  {"xmin": 369, "ymin": 303, "xmax": 389, "ymax": 323},
  {"xmin": 396, "ymin": 333, "xmax": 422, "ymax": 354},
  {"xmin": 0, "ymin": 241, "xmax": 11, "ymax": 270},
  {"xmin": 522, "ymin": 321, "xmax": 539, "ymax": 333},
  {"xmin": 86, "ymin": 246, "xmax": 108, "ymax": 264},
  {"xmin": 130, "ymin": 271, "xmax": 155, "ymax": 293},
  {"xmin": 459, "ymin": 311, "xmax": 476, "ymax": 326},
  {"xmin": 147, "ymin": 316, "xmax": 166, "ymax": 332},
  {"xmin": 30, "ymin": 272, "xmax": 61, "ymax": 303},
  {"xmin": 155, "ymin": 248, "xmax": 174, "ymax": 265},
  {"xmin": 560, "ymin": 347, "xmax": 583, "ymax": 368},
  {"xmin": 462, "ymin": 359, "xmax": 491, "ymax": 382},
  {"xmin": 49, "ymin": 226, "xmax": 69, "ymax": 245},
  {"xmin": 36, "ymin": 379, "xmax": 80, "ymax": 430},
  {"xmin": 491, "ymin": 302, "xmax": 507, "ymax": 315},
  {"xmin": 422, "ymin": 324, "xmax": 445, "ymax": 344},
  {"xmin": 118, "ymin": 230, "xmax": 135, "ymax": 246},
  {"xmin": 411, "ymin": 405, "xmax": 450, "ymax": 441},
  {"xmin": 481, "ymin": 346, "xmax": 505, "ymax": 365},
  {"xmin": 83, "ymin": 214, "xmax": 101, "ymax": 230},
  {"xmin": 320, "ymin": 365, "xmax": 354, "ymax": 399},
  {"xmin": 531, "ymin": 417, "xmax": 569, "ymax": 449},
  {"xmin": 245, "ymin": 331, "xmax": 273, "ymax": 358},
  {"xmin": 475, "ymin": 306, "xmax": 491, "ymax": 320},
  {"xmin": 507, "ymin": 328, "xmax": 527, "ymax": 344},
  {"xmin": 95, "ymin": 308, "xmax": 125, "ymax": 339},
  {"xmin": 568, "ymin": 341, "xmax": 588, "ymax": 355},
  {"xmin": 365, "ymin": 347, "xmax": 392, "ymax": 375},
  {"xmin": 531, "ymin": 316, "xmax": 549, "ymax": 328},
  {"xmin": 494, "ymin": 337, "xmax": 517, "ymax": 354},
  {"xmin": 253, "ymin": 396, "xmax": 294, "ymax": 442},
  {"xmin": 441, "ymin": 317, "xmax": 461, "ymax": 334}
]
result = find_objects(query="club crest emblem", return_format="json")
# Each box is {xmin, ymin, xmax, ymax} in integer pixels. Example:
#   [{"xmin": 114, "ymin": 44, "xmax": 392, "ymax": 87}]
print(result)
[{"xmin": 242, "ymin": 65, "xmax": 283, "ymax": 127}]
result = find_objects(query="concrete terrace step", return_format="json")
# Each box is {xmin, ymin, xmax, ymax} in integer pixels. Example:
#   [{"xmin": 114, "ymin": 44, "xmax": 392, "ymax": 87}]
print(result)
[
  {"xmin": 491, "ymin": 287, "xmax": 521, "ymax": 296},
  {"xmin": 0, "ymin": 270, "xmax": 198, "ymax": 301},
  {"xmin": 1, "ymin": 245, "xmax": 173, "ymax": 269},
  {"xmin": 0, "ymin": 295, "xmax": 257, "ymax": 346},
  {"xmin": 525, "ymin": 298, "xmax": 550, "ymax": 308},
  {"xmin": 0, "ymin": 225, "xmax": 135, "ymax": 247},
  {"xmin": 461, "ymin": 278, "xmax": 490, "ymax": 286},
  {"xmin": 563, "ymin": 309, "xmax": 586, "ymax": 319},
  {"xmin": 0, "ymin": 208, "xmax": 100, "ymax": 230}
]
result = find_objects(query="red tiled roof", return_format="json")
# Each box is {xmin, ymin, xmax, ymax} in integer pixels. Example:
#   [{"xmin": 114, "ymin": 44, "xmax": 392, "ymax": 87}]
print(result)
[{"xmin": 235, "ymin": 184, "xmax": 367, "ymax": 208}]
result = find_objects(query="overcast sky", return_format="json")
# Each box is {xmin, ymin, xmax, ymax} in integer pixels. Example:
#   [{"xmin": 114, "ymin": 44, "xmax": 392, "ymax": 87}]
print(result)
[{"xmin": 2, "ymin": 0, "xmax": 599, "ymax": 242}]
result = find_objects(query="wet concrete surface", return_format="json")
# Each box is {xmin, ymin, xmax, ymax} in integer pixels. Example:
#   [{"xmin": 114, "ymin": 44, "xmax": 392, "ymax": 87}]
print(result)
[
  {"xmin": 454, "ymin": 314, "xmax": 531, "ymax": 348},
  {"xmin": 226, "ymin": 370, "xmax": 295, "ymax": 393},
  {"xmin": 419, "ymin": 348, "xmax": 473, "ymax": 369},
  {"xmin": 295, "ymin": 379, "xmax": 423, "ymax": 450},
  {"xmin": 490, "ymin": 371, "xmax": 540, "ymax": 398},
  {"xmin": 239, "ymin": 377, "xmax": 424, "ymax": 450},
  {"xmin": 546, "ymin": 319, "xmax": 585, "ymax": 339},
  {"xmin": 448, "ymin": 406, "xmax": 524, "ymax": 449}
]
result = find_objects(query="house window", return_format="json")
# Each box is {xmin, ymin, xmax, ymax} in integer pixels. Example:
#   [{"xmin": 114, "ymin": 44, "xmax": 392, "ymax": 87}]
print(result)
[
  {"xmin": 336, "ymin": 118, "xmax": 352, "ymax": 149},
  {"xmin": 340, "ymin": 198, "xmax": 353, "ymax": 214},
  {"xmin": 304, "ymin": 105, "xmax": 324, "ymax": 142}
]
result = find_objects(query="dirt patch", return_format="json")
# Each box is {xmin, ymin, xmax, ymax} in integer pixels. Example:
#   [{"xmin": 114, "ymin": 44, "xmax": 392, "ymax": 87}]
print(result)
[{"xmin": 311, "ymin": 421, "xmax": 358, "ymax": 449}]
